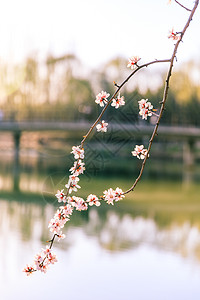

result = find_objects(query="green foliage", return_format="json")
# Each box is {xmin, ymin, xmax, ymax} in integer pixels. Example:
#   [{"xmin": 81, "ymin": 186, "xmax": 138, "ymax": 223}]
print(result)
[{"xmin": 0, "ymin": 54, "xmax": 199, "ymax": 125}]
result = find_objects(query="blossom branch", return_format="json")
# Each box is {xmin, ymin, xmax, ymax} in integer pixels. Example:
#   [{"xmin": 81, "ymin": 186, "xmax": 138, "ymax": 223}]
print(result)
[
  {"xmin": 124, "ymin": 0, "xmax": 199, "ymax": 195},
  {"xmin": 23, "ymin": 0, "xmax": 199, "ymax": 276},
  {"xmin": 81, "ymin": 59, "xmax": 170, "ymax": 148}
]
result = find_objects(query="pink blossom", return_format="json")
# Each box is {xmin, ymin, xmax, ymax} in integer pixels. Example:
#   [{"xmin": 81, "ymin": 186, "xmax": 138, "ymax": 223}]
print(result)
[
  {"xmin": 48, "ymin": 220, "xmax": 60, "ymax": 234},
  {"xmin": 34, "ymin": 254, "xmax": 44, "ymax": 271},
  {"xmin": 103, "ymin": 188, "xmax": 116, "ymax": 205},
  {"xmin": 139, "ymin": 108, "xmax": 152, "ymax": 120},
  {"xmin": 138, "ymin": 99, "xmax": 153, "ymax": 120},
  {"xmin": 96, "ymin": 120, "xmax": 108, "ymax": 132},
  {"xmin": 95, "ymin": 91, "xmax": 110, "ymax": 107},
  {"xmin": 39, "ymin": 264, "xmax": 48, "ymax": 273},
  {"xmin": 65, "ymin": 175, "xmax": 81, "ymax": 193},
  {"xmin": 43, "ymin": 246, "xmax": 58, "ymax": 265},
  {"xmin": 57, "ymin": 232, "xmax": 66, "ymax": 241},
  {"xmin": 48, "ymin": 212, "xmax": 69, "ymax": 234},
  {"xmin": 55, "ymin": 189, "xmax": 67, "ymax": 203},
  {"xmin": 69, "ymin": 175, "xmax": 80, "ymax": 184},
  {"xmin": 67, "ymin": 196, "xmax": 87, "ymax": 210},
  {"xmin": 42, "ymin": 246, "xmax": 51, "ymax": 256},
  {"xmin": 69, "ymin": 160, "xmax": 85, "ymax": 176},
  {"xmin": 33, "ymin": 247, "xmax": 58, "ymax": 273},
  {"xmin": 66, "ymin": 196, "xmax": 76, "ymax": 206},
  {"xmin": 111, "ymin": 93, "xmax": 125, "ymax": 109},
  {"xmin": 103, "ymin": 187, "xmax": 125, "ymax": 204},
  {"xmin": 71, "ymin": 146, "xmax": 84, "ymax": 160},
  {"xmin": 168, "ymin": 28, "xmax": 181, "ymax": 41},
  {"xmin": 47, "ymin": 252, "xmax": 57, "ymax": 265},
  {"xmin": 48, "ymin": 219, "xmax": 61, "ymax": 234},
  {"xmin": 53, "ymin": 205, "xmax": 72, "ymax": 223},
  {"xmin": 73, "ymin": 196, "xmax": 88, "ymax": 211},
  {"xmin": 138, "ymin": 99, "xmax": 153, "ymax": 111},
  {"xmin": 23, "ymin": 265, "xmax": 35, "ymax": 276},
  {"xmin": 127, "ymin": 56, "xmax": 141, "ymax": 69},
  {"xmin": 131, "ymin": 144, "xmax": 144, "ymax": 158},
  {"xmin": 60, "ymin": 204, "xmax": 74, "ymax": 216},
  {"xmin": 114, "ymin": 187, "xmax": 125, "ymax": 201},
  {"xmin": 86, "ymin": 194, "xmax": 101, "ymax": 207},
  {"xmin": 131, "ymin": 145, "xmax": 149, "ymax": 160},
  {"xmin": 138, "ymin": 99, "xmax": 147, "ymax": 110}
]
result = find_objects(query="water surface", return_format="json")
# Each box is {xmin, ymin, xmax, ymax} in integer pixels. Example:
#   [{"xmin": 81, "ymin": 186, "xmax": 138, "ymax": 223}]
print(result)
[
  {"xmin": 0, "ymin": 132, "xmax": 200, "ymax": 299},
  {"xmin": 1, "ymin": 192, "xmax": 200, "ymax": 300}
]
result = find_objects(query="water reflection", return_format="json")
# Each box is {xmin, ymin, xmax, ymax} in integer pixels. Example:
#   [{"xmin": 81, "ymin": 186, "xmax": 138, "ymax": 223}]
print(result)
[
  {"xmin": 1, "ymin": 197, "xmax": 200, "ymax": 262},
  {"xmin": 90, "ymin": 211, "xmax": 200, "ymax": 262},
  {"xmin": 1, "ymin": 196, "xmax": 200, "ymax": 299}
]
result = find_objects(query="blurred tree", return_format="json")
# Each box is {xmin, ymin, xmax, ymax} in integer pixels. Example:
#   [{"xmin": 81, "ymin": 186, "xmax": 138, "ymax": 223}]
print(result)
[
  {"xmin": 0, "ymin": 55, "xmax": 199, "ymax": 125},
  {"xmin": 170, "ymin": 60, "xmax": 200, "ymax": 103}
]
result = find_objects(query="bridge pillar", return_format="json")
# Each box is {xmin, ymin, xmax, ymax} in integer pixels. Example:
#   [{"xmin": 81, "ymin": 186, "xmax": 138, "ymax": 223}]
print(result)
[
  {"xmin": 13, "ymin": 131, "xmax": 21, "ymax": 192},
  {"xmin": 182, "ymin": 139, "xmax": 195, "ymax": 185}
]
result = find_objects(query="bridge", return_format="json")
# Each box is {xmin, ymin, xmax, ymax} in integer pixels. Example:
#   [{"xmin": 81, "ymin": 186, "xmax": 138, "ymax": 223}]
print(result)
[
  {"xmin": 0, "ymin": 121, "xmax": 199, "ymax": 190},
  {"xmin": 0, "ymin": 121, "xmax": 200, "ymax": 140}
]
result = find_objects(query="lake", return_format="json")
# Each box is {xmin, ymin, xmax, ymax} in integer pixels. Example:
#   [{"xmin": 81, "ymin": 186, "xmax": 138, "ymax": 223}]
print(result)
[
  {"xmin": 0, "ymin": 132, "xmax": 200, "ymax": 299},
  {"xmin": 1, "ymin": 180, "xmax": 200, "ymax": 300}
]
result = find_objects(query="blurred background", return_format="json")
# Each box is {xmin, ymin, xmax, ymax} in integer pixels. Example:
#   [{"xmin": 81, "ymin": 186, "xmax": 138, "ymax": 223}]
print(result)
[{"xmin": 0, "ymin": 0, "xmax": 200, "ymax": 299}]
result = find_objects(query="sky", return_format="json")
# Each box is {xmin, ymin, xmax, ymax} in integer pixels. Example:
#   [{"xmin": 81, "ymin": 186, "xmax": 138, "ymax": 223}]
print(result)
[{"xmin": 0, "ymin": 0, "xmax": 199, "ymax": 69}]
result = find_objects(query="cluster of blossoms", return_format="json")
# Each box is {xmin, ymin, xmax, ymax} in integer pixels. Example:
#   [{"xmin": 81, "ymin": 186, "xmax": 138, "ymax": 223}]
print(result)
[
  {"xmin": 23, "ymin": 246, "xmax": 57, "ymax": 275},
  {"xmin": 95, "ymin": 91, "xmax": 125, "ymax": 110},
  {"xmin": 71, "ymin": 146, "xmax": 84, "ymax": 160},
  {"xmin": 131, "ymin": 145, "xmax": 149, "ymax": 160},
  {"xmin": 24, "ymin": 203, "xmax": 74, "ymax": 275},
  {"xmin": 96, "ymin": 120, "xmax": 108, "ymax": 132},
  {"xmin": 24, "ymin": 144, "xmax": 126, "ymax": 276},
  {"xmin": 103, "ymin": 187, "xmax": 125, "ymax": 205},
  {"xmin": 69, "ymin": 160, "xmax": 85, "ymax": 176},
  {"xmin": 87, "ymin": 194, "xmax": 101, "ymax": 207},
  {"xmin": 64, "ymin": 146, "xmax": 86, "ymax": 194},
  {"xmin": 168, "ymin": 28, "xmax": 181, "ymax": 41},
  {"xmin": 95, "ymin": 91, "xmax": 110, "ymax": 107},
  {"xmin": 55, "ymin": 189, "xmax": 66, "ymax": 203},
  {"xmin": 67, "ymin": 196, "xmax": 88, "ymax": 211},
  {"xmin": 127, "ymin": 56, "xmax": 141, "ymax": 69},
  {"xmin": 94, "ymin": 64, "xmax": 153, "ymax": 162},
  {"xmin": 48, "ymin": 204, "xmax": 73, "ymax": 235},
  {"xmin": 65, "ymin": 175, "xmax": 81, "ymax": 193},
  {"xmin": 138, "ymin": 98, "xmax": 154, "ymax": 120},
  {"xmin": 95, "ymin": 93, "xmax": 125, "ymax": 133}
]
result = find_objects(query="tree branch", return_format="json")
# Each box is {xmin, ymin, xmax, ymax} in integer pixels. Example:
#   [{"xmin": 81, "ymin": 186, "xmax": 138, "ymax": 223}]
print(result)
[
  {"xmin": 24, "ymin": 0, "xmax": 199, "ymax": 276},
  {"xmin": 81, "ymin": 59, "xmax": 170, "ymax": 148},
  {"xmin": 175, "ymin": 0, "xmax": 192, "ymax": 11},
  {"xmin": 123, "ymin": 0, "xmax": 199, "ymax": 195}
]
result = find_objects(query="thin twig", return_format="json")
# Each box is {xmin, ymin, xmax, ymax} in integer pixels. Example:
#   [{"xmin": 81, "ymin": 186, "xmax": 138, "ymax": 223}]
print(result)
[
  {"xmin": 123, "ymin": 0, "xmax": 199, "ymax": 195},
  {"xmin": 175, "ymin": 0, "xmax": 192, "ymax": 11},
  {"xmin": 49, "ymin": 234, "xmax": 57, "ymax": 249}
]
